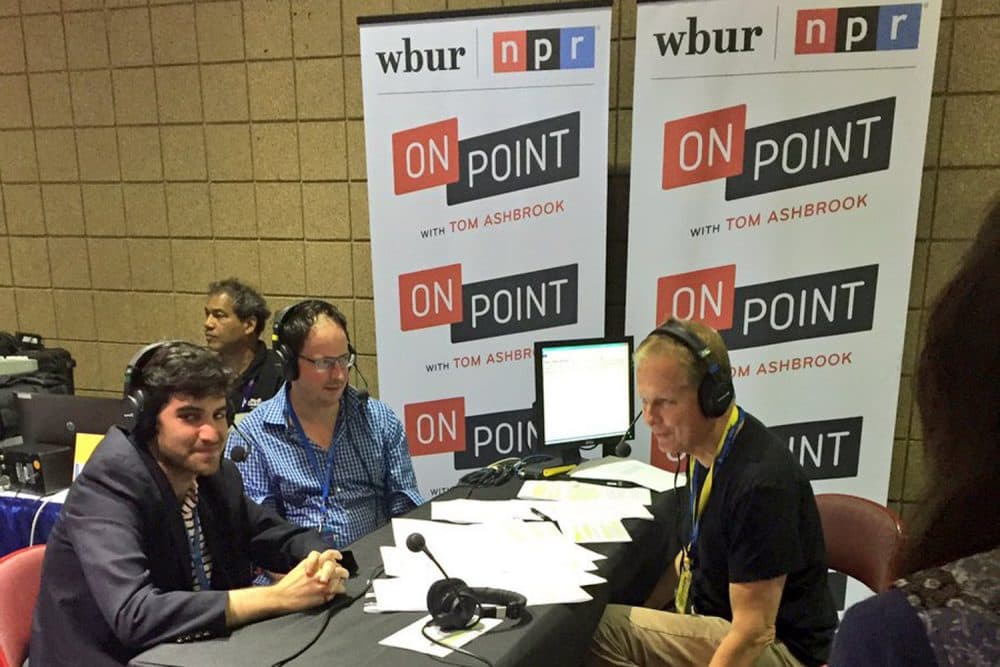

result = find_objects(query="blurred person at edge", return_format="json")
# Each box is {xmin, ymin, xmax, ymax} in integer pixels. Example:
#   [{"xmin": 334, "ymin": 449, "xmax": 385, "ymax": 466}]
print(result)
[{"xmin": 829, "ymin": 198, "xmax": 1000, "ymax": 666}]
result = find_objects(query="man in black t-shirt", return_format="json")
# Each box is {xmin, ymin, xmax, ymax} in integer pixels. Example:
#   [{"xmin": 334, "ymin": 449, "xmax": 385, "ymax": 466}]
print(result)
[
  {"xmin": 587, "ymin": 318, "xmax": 837, "ymax": 667},
  {"xmin": 204, "ymin": 279, "xmax": 284, "ymax": 416}
]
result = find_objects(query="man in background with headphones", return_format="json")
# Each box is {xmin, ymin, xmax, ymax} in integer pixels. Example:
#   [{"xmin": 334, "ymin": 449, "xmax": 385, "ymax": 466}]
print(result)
[
  {"xmin": 31, "ymin": 342, "xmax": 351, "ymax": 667},
  {"xmin": 226, "ymin": 299, "xmax": 423, "ymax": 552},
  {"xmin": 587, "ymin": 318, "xmax": 837, "ymax": 667},
  {"xmin": 204, "ymin": 278, "xmax": 284, "ymax": 417}
]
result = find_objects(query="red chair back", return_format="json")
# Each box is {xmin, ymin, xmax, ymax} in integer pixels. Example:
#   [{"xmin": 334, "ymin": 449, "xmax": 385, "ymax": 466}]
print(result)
[
  {"xmin": 0, "ymin": 545, "xmax": 46, "ymax": 667},
  {"xmin": 815, "ymin": 493, "xmax": 905, "ymax": 594}
]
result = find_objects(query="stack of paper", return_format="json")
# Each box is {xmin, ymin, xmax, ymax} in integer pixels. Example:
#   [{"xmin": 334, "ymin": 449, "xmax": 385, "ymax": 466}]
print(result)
[
  {"xmin": 368, "ymin": 517, "xmax": 607, "ymax": 612},
  {"xmin": 431, "ymin": 497, "xmax": 653, "ymax": 544},
  {"xmin": 569, "ymin": 456, "xmax": 685, "ymax": 492}
]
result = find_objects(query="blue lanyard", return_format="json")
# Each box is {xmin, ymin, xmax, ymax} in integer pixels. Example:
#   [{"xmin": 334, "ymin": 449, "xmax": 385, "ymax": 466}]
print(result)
[
  {"xmin": 286, "ymin": 403, "xmax": 338, "ymax": 515},
  {"xmin": 189, "ymin": 510, "xmax": 211, "ymax": 591},
  {"xmin": 688, "ymin": 407, "xmax": 744, "ymax": 557}
]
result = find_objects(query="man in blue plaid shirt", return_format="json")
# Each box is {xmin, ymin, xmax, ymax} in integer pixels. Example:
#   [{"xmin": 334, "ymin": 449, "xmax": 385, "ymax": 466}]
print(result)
[{"xmin": 225, "ymin": 300, "xmax": 423, "ymax": 550}]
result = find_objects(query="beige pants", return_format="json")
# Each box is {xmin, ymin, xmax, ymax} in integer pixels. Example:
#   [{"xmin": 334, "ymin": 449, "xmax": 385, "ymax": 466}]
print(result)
[{"xmin": 586, "ymin": 604, "xmax": 803, "ymax": 667}]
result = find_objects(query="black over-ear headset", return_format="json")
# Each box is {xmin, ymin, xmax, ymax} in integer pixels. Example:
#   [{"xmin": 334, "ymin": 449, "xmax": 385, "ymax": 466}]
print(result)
[
  {"xmin": 271, "ymin": 300, "xmax": 355, "ymax": 383},
  {"xmin": 121, "ymin": 340, "xmax": 185, "ymax": 432},
  {"xmin": 426, "ymin": 578, "xmax": 527, "ymax": 631},
  {"xmin": 648, "ymin": 319, "xmax": 734, "ymax": 418}
]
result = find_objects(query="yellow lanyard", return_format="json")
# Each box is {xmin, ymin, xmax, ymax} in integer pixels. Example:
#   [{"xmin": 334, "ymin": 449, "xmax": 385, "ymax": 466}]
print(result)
[
  {"xmin": 676, "ymin": 407, "xmax": 740, "ymax": 614},
  {"xmin": 692, "ymin": 406, "xmax": 740, "ymax": 524}
]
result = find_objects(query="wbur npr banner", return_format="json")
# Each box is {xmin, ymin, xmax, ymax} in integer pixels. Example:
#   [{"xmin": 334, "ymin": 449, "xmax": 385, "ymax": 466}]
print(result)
[
  {"xmin": 624, "ymin": 0, "xmax": 940, "ymax": 607},
  {"xmin": 359, "ymin": 4, "xmax": 612, "ymax": 499}
]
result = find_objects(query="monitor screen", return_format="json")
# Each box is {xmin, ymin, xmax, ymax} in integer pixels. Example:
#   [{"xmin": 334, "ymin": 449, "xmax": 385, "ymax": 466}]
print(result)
[
  {"xmin": 15, "ymin": 393, "xmax": 123, "ymax": 448},
  {"xmin": 534, "ymin": 337, "xmax": 634, "ymax": 462}
]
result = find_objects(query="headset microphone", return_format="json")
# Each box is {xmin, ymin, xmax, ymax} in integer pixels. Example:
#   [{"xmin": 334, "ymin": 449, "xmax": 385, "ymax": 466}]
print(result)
[
  {"xmin": 613, "ymin": 409, "xmax": 644, "ymax": 458},
  {"xmin": 228, "ymin": 419, "xmax": 259, "ymax": 463},
  {"xmin": 353, "ymin": 363, "xmax": 371, "ymax": 405}
]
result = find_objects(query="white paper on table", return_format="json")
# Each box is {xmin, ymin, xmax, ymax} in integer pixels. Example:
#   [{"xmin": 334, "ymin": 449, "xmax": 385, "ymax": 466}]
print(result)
[
  {"xmin": 371, "ymin": 576, "xmax": 436, "ymax": 612},
  {"xmin": 370, "ymin": 572, "xmax": 594, "ymax": 611},
  {"xmin": 571, "ymin": 456, "xmax": 685, "ymax": 492},
  {"xmin": 383, "ymin": 517, "xmax": 610, "ymax": 603},
  {"xmin": 523, "ymin": 499, "xmax": 653, "ymax": 523},
  {"xmin": 517, "ymin": 480, "xmax": 652, "ymax": 505},
  {"xmin": 380, "ymin": 545, "xmax": 443, "ymax": 579},
  {"xmin": 379, "ymin": 541, "xmax": 602, "ymax": 582},
  {"xmin": 379, "ymin": 614, "xmax": 502, "ymax": 658},
  {"xmin": 389, "ymin": 518, "xmax": 495, "ymax": 575},
  {"xmin": 488, "ymin": 520, "xmax": 608, "ymax": 564},
  {"xmin": 556, "ymin": 516, "xmax": 633, "ymax": 543},
  {"xmin": 431, "ymin": 498, "xmax": 539, "ymax": 523}
]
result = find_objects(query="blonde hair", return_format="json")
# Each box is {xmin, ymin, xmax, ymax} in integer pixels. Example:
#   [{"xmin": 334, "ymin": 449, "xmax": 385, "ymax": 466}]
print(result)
[{"xmin": 635, "ymin": 318, "xmax": 732, "ymax": 388}]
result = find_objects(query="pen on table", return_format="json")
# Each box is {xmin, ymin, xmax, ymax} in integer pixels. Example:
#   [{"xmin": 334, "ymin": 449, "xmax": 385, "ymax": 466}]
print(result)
[
  {"xmin": 601, "ymin": 479, "xmax": 635, "ymax": 488},
  {"xmin": 573, "ymin": 478, "xmax": 637, "ymax": 488},
  {"xmin": 530, "ymin": 507, "xmax": 556, "ymax": 522}
]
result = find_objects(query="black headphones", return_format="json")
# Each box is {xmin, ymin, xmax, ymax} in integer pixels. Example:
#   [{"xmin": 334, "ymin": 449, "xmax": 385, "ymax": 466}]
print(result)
[
  {"xmin": 427, "ymin": 578, "xmax": 527, "ymax": 631},
  {"xmin": 271, "ymin": 300, "xmax": 355, "ymax": 383},
  {"xmin": 121, "ymin": 340, "xmax": 184, "ymax": 433},
  {"xmin": 648, "ymin": 319, "xmax": 734, "ymax": 418}
]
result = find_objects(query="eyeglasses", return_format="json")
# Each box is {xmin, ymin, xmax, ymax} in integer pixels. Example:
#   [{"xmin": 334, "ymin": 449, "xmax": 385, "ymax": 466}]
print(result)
[{"xmin": 298, "ymin": 352, "xmax": 355, "ymax": 372}]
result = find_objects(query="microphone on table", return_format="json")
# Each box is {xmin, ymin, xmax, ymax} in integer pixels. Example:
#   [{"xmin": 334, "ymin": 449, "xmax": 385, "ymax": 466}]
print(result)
[
  {"xmin": 406, "ymin": 532, "xmax": 452, "ymax": 580},
  {"xmin": 406, "ymin": 532, "xmax": 527, "ymax": 632},
  {"xmin": 613, "ymin": 409, "xmax": 644, "ymax": 458}
]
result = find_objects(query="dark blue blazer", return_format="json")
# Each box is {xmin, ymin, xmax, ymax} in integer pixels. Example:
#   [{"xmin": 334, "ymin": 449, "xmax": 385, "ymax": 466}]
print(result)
[{"xmin": 30, "ymin": 426, "xmax": 327, "ymax": 666}]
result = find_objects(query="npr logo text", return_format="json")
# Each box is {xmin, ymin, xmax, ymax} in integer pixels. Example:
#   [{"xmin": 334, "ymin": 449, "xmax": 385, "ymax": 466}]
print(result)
[
  {"xmin": 493, "ymin": 27, "xmax": 595, "ymax": 72},
  {"xmin": 656, "ymin": 264, "xmax": 878, "ymax": 350},
  {"xmin": 398, "ymin": 263, "xmax": 578, "ymax": 342},
  {"xmin": 662, "ymin": 98, "xmax": 895, "ymax": 199},
  {"xmin": 796, "ymin": 4, "xmax": 921, "ymax": 54},
  {"xmin": 392, "ymin": 112, "xmax": 580, "ymax": 204}
]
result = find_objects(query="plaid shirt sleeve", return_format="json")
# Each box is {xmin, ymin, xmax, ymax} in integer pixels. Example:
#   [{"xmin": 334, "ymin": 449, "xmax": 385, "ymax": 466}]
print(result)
[
  {"xmin": 363, "ymin": 398, "xmax": 423, "ymax": 516},
  {"xmin": 224, "ymin": 399, "xmax": 283, "ymax": 514}
]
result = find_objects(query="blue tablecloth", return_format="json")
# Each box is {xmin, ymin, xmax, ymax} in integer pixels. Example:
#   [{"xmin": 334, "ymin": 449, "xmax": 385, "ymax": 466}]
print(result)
[{"xmin": 0, "ymin": 491, "xmax": 64, "ymax": 557}]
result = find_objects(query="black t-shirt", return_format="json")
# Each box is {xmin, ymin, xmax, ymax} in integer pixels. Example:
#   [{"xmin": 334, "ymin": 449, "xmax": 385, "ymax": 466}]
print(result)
[
  {"xmin": 690, "ymin": 411, "xmax": 838, "ymax": 666},
  {"xmin": 228, "ymin": 341, "xmax": 285, "ymax": 416}
]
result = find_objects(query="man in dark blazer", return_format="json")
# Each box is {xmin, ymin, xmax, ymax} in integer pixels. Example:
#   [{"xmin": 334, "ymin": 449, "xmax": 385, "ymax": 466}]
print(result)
[{"xmin": 30, "ymin": 342, "xmax": 350, "ymax": 667}]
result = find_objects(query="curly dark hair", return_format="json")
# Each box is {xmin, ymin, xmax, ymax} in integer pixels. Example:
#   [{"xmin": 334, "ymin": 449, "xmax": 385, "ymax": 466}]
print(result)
[
  {"xmin": 900, "ymin": 197, "xmax": 1000, "ymax": 574},
  {"xmin": 207, "ymin": 278, "xmax": 271, "ymax": 336},
  {"xmin": 133, "ymin": 342, "xmax": 233, "ymax": 445}
]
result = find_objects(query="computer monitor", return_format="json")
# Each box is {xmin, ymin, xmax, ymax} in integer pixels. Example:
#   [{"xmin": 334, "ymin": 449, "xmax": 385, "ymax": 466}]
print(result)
[
  {"xmin": 533, "ymin": 336, "xmax": 635, "ymax": 465},
  {"xmin": 15, "ymin": 393, "xmax": 123, "ymax": 448}
]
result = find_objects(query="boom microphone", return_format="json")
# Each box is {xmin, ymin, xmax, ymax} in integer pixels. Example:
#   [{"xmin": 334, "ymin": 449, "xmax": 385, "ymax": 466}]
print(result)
[
  {"xmin": 353, "ymin": 362, "xmax": 371, "ymax": 405},
  {"xmin": 406, "ymin": 533, "xmax": 452, "ymax": 580},
  {"xmin": 613, "ymin": 409, "xmax": 644, "ymax": 458},
  {"xmin": 228, "ymin": 419, "xmax": 259, "ymax": 463}
]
